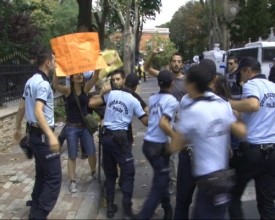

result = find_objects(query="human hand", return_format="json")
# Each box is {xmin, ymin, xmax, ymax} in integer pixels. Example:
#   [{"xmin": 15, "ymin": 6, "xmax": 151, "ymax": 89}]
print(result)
[
  {"xmin": 49, "ymin": 135, "xmax": 60, "ymax": 153},
  {"xmin": 153, "ymin": 47, "xmax": 164, "ymax": 55},
  {"xmin": 13, "ymin": 129, "xmax": 22, "ymax": 144}
]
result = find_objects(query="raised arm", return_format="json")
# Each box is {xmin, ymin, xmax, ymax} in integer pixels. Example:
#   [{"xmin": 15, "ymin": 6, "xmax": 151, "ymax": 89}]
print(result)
[
  {"xmin": 84, "ymin": 70, "xmax": 100, "ymax": 94},
  {"xmin": 144, "ymin": 48, "xmax": 163, "ymax": 78},
  {"xmin": 52, "ymin": 72, "xmax": 70, "ymax": 96}
]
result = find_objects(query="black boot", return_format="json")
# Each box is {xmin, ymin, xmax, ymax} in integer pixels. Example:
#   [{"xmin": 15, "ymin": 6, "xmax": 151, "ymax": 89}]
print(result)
[
  {"xmin": 163, "ymin": 204, "xmax": 173, "ymax": 220},
  {"xmin": 106, "ymin": 196, "xmax": 118, "ymax": 218}
]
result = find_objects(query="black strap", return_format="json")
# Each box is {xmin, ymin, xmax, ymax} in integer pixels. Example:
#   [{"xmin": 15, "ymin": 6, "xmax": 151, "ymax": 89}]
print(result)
[{"xmin": 72, "ymin": 88, "xmax": 88, "ymax": 125}]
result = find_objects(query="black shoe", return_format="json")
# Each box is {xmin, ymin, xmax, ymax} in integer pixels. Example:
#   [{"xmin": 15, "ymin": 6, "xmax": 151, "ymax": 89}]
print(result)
[
  {"xmin": 107, "ymin": 196, "xmax": 118, "ymax": 218},
  {"xmin": 163, "ymin": 205, "xmax": 173, "ymax": 220}
]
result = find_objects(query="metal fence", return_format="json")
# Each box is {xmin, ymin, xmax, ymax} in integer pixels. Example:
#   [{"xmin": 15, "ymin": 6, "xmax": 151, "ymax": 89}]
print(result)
[{"xmin": 0, "ymin": 65, "xmax": 36, "ymax": 107}]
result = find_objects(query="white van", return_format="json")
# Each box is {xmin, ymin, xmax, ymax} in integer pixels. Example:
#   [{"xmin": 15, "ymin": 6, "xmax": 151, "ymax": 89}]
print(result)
[
  {"xmin": 203, "ymin": 44, "xmax": 227, "ymax": 75},
  {"xmin": 227, "ymin": 41, "xmax": 275, "ymax": 78}
]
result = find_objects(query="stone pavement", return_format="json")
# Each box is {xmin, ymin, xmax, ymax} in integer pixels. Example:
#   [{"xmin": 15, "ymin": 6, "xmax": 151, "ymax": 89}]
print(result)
[{"xmin": 0, "ymin": 124, "xmax": 102, "ymax": 219}]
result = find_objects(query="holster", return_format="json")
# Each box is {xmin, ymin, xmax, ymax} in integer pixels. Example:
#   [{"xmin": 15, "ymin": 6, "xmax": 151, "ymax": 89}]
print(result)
[{"xmin": 100, "ymin": 126, "xmax": 129, "ymax": 152}]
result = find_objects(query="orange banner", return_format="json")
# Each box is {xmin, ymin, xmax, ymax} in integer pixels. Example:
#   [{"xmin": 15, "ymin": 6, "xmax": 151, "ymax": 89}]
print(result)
[{"xmin": 50, "ymin": 32, "xmax": 100, "ymax": 76}]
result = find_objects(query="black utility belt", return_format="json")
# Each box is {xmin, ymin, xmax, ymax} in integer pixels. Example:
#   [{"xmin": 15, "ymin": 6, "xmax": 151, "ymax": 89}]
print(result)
[
  {"xmin": 101, "ymin": 126, "xmax": 126, "ymax": 135},
  {"xmin": 28, "ymin": 123, "xmax": 55, "ymax": 133},
  {"xmin": 239, "ymin": 142, "xmax": 274, "ymax": 155},
  {"xmin": 250, "ymin": 143, "xmax": 274, "ymax": 154}
]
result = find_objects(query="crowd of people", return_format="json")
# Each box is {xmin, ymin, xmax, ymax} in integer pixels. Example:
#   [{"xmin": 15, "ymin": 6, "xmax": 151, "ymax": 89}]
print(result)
[{"xmin": 13, "ymin": 46, "xmax": 275, "ymax": 220}]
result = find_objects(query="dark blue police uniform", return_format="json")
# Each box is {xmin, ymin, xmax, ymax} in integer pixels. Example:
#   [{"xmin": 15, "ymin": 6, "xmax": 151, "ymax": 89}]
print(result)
[
  {"xmin": 100, "ymin": 89, "xmax": 146, "ymax": 218},
  {"xmin": 23, "ymin": 70, "xmax": 62, "ymax": 219}
]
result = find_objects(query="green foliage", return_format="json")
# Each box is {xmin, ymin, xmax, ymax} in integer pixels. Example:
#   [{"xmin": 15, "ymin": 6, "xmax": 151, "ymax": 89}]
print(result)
[
  {"xmin": 169, "ymin": 1, "xmax": 208, "ymax": 60},
  {"xmin": 145, "ymin": 34, "xmax": 177, "ymax": 69},
  {"xmin": 54, "ymin": 98, "xmax": 66, "ymax": 122},
  {"xmin": 0, "ymin": 0, "xmax": 78, "ymax": 61},
  {"xmin": 229, "ymin": 0, "xmax": 273, "ymax": 44}
]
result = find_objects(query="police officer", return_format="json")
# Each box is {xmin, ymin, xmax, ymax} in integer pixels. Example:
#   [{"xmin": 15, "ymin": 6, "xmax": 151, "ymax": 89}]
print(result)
[
  {"xmin": 174, "ymin": 59, "xmax": 217, "ymax": 220},
  {"xmin": 138, "ymin": 70, "xmax": 178, "ymax": 219},
  {"xmin": 228, "ymin": 57, "xmax": 275, "ymax": 219},
  {"xmin": 144, "ymin": 48, "xmax": 186, "ymax": 193},
  {"xmin": 14, "ymin": 49, "xmax": 61, "ymax": 219},
  {"xmin": 89, "ymin": 69, "xmax": 148, "ymax": 219},
  {"xmin": 169, "ymin": 64, "xmax": 246, "ymax": 219}
]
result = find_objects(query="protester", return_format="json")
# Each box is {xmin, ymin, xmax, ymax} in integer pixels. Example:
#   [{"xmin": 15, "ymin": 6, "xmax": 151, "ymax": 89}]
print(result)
[
  {"xmin": 89, "ymin": 69, "xmax": 148, "ymax": 219},
  {"xmin": 138, "ymin": 70, "xmax": 178, "ymax": 219},
  {"xmin": 144, "ymin": 48, "xmax": 186, "ymax": 193},
  {"xmin": 169, "ymin": 64, "xmax": 246, "ymax": 219},
  {"xmin": 226, "ymin": 56, "xmax": 241, "ymax": 100},
  {"xmin": 228, "ymin": 57, "xmax": 275, "ymax": 219},
  {"xmin": 52, "ymin": 70, "xmax": 99, "ymax": 193},
  {"xmin": 13, "ymin": 49, "xmax": 62, "ymax": 219}
]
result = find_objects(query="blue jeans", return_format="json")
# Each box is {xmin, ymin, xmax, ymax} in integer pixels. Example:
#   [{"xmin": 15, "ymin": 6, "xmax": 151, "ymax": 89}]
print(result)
[
  {"xmin": 66, "ymin": 125, "xmax": 96, "ymax": 159},
  {"xmin": 139, "ymin": 141, "xmax": 171, "ymax": 219},
  {"xmin": 28, "ymin": 127, "xmax": 62, "ymax": 219},
  {"xmin": 174, "ymin": 149, "xmax": 197, "ymax": 220}
]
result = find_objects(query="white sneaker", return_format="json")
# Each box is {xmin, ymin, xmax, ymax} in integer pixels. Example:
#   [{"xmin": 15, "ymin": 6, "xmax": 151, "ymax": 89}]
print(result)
[{"xmin": 69, "ymin": 181, "xmax": 77, "ymax": 193}]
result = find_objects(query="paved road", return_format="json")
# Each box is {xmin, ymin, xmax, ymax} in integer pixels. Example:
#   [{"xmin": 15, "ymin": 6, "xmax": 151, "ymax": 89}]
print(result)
[
  {"xmin": 96, "ymin": 77, "xmax": 260, "ymax": 219},
  {"xmin": 0, "ymin": 77, "xmax": 260, "ymax": 219}
]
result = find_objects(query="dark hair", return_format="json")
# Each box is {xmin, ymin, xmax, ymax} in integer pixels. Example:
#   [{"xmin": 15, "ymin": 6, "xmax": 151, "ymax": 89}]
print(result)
[
  {"xmin": 214, "ymin": 73, "xmax": 231, "ymax": 99},
  {"xmin": 109, "ymin": 69, "xmax": 126, "ymax": 79},
  {"xmin": 186, "ymin": 65, "xmax": 216, "ymax": 93},
  {"xmin": 227, "ymin": 55, "xmax": 238, "ymax": 63},
  {"xmin": 170, "ymin": 52, "xmax": 183, "ymax": 63},
  {"xmin": 36, "ymin": 49, "xmax": 52, "ymax": 67}
]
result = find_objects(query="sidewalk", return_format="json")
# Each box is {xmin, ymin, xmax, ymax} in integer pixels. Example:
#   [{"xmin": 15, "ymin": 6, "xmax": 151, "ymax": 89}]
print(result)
[{"xmin": 0, "ymin": 124, "xmax": 102, "ymax": 219}]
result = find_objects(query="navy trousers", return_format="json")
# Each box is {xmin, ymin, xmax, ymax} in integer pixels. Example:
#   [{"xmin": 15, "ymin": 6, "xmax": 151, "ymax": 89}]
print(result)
[
  {"xmin": 138, "ymin": 141, "xmax": 171, "ymax": 219},
  {"xmin": 29, "ymin": 128, "xmax": 62, "ymax": 219},
  {"xmin": 174, "ymin": 149, "xmax": 196, "ymax": 219},
  {"xmin": 101, "ymin": 133, "xmax": 135, "ymax": 209},
  {"xmin": 229, "ymin": 144, "xmax": 275, "ymax": 219}
]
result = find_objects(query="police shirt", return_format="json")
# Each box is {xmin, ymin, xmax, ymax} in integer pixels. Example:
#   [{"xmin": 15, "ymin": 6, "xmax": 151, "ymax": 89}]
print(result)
[
  {"xmin": 144, "ymin": 92, "xmax": 179, "ymax": 143},
  {"xmin": 241, "ymin": 74, "xmax": 275, "ymax": 144},
  {"xmin": 23, "ymin": 70, "xmax": 54, "ymax": 127},
  {"xmin": 176, "ymin": 92, "xmax": 236, "ymax": 177},
  {"xmin": 103, "ymin": 90, "xmax": 146, "ymax": 130}
]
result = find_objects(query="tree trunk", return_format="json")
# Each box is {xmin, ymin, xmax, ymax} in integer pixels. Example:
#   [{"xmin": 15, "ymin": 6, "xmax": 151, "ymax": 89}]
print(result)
[
  {"xmin": 76, "ymin": 0, "xmax": 92, "ymax": 31},
  {"xmin": 94, "ymin": 0, "xmax": 110, "ymax": 49}
]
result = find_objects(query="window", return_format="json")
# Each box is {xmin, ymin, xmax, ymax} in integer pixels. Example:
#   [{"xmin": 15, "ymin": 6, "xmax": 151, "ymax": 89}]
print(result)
[{"xmin": 262, "ymin": 48, "xmax": 275, "ymax": 61}]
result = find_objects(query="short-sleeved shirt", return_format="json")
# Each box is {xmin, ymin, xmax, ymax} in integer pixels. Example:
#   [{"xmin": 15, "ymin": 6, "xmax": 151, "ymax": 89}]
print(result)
[
  {"xmin": 23, "ymin": 70, "xmax": 54, "ymax": 127},
  {"xmin": 176, "ymin": 92, "xmax": 236, "ymax": 177},
  {"xmin": 144, "ymin": 92, "xmax": 179, "ymax": 143},
  {"xmin": 241, "ymin": 74, "xmax": 275, "ymax": 144},
  {"xmin": 103, "ymin": 90, "xmax": 146, "ymax": 130},
  {"xmin": 171, "ymin": 76, "xmax": 186, "ymax": 101}
]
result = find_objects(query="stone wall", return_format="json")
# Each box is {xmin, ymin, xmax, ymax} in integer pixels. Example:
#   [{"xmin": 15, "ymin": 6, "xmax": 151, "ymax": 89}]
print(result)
[{"xmin": 0, "ymin": 95, "xmax": 63, "ymax": 152}]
